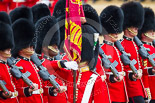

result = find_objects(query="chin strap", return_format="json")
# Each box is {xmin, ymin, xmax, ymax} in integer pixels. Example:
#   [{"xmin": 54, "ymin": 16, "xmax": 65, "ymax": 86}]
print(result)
[
  {"xmin": 21, "ymin": 49, "xmax": 34, "ymax": 56},
  {"xmin": 0, "ymin": 51, "xmax": 11, "ymax": 58},
  {"xmin": 108, "ymin": 34, "xmax": 116, "ymax": 39},
  {"xmin": 48, "ymin": 46, "xmax": 59, "ymax": 54},
  {"xmin": 127, "ymin": 28, "xmax": 137, "ymax": 36},
  {"xmin": 144, "ymin": 33, "xmax": 155, "ymax": 40}
]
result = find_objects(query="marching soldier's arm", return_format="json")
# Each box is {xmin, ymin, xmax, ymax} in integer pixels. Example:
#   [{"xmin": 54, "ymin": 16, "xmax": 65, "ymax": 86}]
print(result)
[
  {"xmin": 0, "ymin": 90, "xmax": 13, "ymax": 100},
  {"xmin": 96, "ymin": 56, "xmax": 117, "ymax": 83},
  {"xmin": 43, "ymin": 82, "xmax": 67, "ymax": 97},
  {"xmin": 140, "ymin": 56, "xmax": 155, "ymax": 75},
  {"xmin": 43, "ymin": 81, "xmax": 58, "ymax": 97},
  {"xmin": 0, "ymin": 90, "xmax": 7, "ymax": 100},
  {"xmin": 13, "ymin": 77, "xmax": 32, "ymax": 97},
  {"xmin": 123, "ymin": 65, "xmax": 137, "ymax": 81},
  {"xmin": 95, "ymin": 56, "xmax": 106, "ymax": 82},
  {"xmin": 46, "ymin": 60, "xmax": 78, "ymax": 81}
]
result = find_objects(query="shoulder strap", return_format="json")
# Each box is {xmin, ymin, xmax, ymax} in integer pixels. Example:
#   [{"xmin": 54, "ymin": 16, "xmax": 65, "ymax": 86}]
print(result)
[{"xmin": 81, "ymin": 74, "xmax": 98, "ymax": 103}]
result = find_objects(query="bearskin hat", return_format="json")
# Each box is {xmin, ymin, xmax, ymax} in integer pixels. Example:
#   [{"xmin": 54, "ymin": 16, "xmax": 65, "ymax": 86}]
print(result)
[
  {"xmin": 53, "ymin": 0, "xmax": 66, "ymax": 18},
  {"xmin": 100, "ymin": 5, "xmax": 124, "ymax": 35},
  {"xmin": 0, "ymin": 22, "xmax": 14, "ymax": 51},
  {"xmin": 57, "ymin": 15, "xmax": 65, "ymax": 53},
  {"xmin": 35, "ymin": 16, "xmax": 60, "ymax": 54},
  {"xmin": 121, "ymin": 1, "xmax": 144, "ymax": 30},
  {"xmin": 139, "ymin": 8, "xmax": 155, "ymax": 34},
  {"xmin": 81, "ymin": 24, "xmax": 99, "ymax": 70},
  {"xmin": 12, "ymin": 18, "xmax": 35, "ymax": 57},
  {"xmin": 83, "ymin": 4, "xmax": 101, "ymax": 34},
  {"xmin": 9, "ymin": 6, "xmax": 33, "ymax": 23},
  {"xmin": 31, "ymin": 3, "xmax": 51, "ymax": 24},
  {"xmin": 0, "ymin": 12, "xmax": 11, "ymax": 25}
]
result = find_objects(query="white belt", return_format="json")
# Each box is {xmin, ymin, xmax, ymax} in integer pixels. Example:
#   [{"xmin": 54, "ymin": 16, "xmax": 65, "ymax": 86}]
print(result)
[
  {"xmin": 32, "ymin": 88, "xmax": 44, "ymax": 94},
  {"xmin": 127, "ymin": 69, "xmax": 142, "ymax": 74},
  {"xmin": 127, "ymin": 70, "xmax": 133, "ymax": 73},
  {"xmin": 144, "ymin": 67, "xmax": 152, "ymax": 69},
  {"xmin": 11, "ymin": 91, "xmax": 18, "ymax": 98},
  {"xmin": 13, "ymin": 0, "xmax": 25, "ymax": 2},
  {"xmin": 106, "ymin": 71, "xmax": 126, "ymax": 76}
]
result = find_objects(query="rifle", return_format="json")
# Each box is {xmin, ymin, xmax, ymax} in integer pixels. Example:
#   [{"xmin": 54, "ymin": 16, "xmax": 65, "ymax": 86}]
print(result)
[
  {"xmin": 134, "ymin": 36, "xmax": 155, "ymax": 67},
  {"xmin": 99, "ymin": 47, "xmax": 119, "ymax": 79},
  {"xmin": 0, "ymin": 80, "xmax": 9, "ymax": 95},
  {"xmin": 30, "ymin": 53, "xmax": 61, "ymax": 92},
  {"xmin": 115, "ymin": 40, "xmax": 138, "ymax": 75},
  {"xmin": 7, "ymin": 57, "xmax": 34, "ymax": 89}
]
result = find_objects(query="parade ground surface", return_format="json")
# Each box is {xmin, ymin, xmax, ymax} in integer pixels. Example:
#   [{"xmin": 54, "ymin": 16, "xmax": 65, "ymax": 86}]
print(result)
[{"xmin": 87, "ymin": 0, "xmax": 155, "ymax": 43}]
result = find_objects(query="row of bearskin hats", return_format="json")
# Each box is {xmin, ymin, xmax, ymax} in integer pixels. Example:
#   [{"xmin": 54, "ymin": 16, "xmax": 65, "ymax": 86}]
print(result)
[
  {"xmin": 0, "ymin": 12, "xmax": 14, "ymax": 51},
  {"xmin": 0, "ymin": 1, "xmax": 100, "ymax": 69},
  {"xmin": 0, "ymin": 1, "xmax": 155, "ymax": 69}
]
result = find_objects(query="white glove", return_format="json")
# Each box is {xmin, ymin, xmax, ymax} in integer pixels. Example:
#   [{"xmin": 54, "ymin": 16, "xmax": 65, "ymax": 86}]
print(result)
[{"xmin": 64, "ymin": 61, "xmax": 78, "ymax": 70}]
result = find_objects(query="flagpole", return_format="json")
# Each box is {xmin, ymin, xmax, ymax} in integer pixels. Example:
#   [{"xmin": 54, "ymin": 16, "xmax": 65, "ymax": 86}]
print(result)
[{"xmin": 64, "ymin": 0, "xmax": 86, "ymax": 102}]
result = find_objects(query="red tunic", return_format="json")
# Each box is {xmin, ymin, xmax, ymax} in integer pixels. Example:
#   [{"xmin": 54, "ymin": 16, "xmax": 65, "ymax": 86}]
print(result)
[
  {"xmin": 98, "ymin": 42, "xmax": 128, "ymax": 102},
  {"xmin": 9, "ymin": 0, "xmax": 38, "ymax": 12},
  {"xmin": 46, "ymin": 55, "xmax": 106, "ymax": 103},
  {"xmin": 49, "ymin": 0, "xmax": 58, "ymax": 14},
  {"xmin": 0, "ymin": 0, "xmax": 10, "ymax": 13},
  {"xmin": 40, "ymin": 54, "xmax": 67, "ymax": 103},
  {"xmin": 95, "ymin": 56, "xmax": 111, "ymax": 103},
  {"xmin": 13, "ymin": 57, "xmax": 44, "ymax": 103},
  {"xmin": 9, "ymin": 0, "xmax": 27, "ymax": 12},
  {"xmin": 26, "ymin": 0, "xmax": 38, "ymax": 7},
  {"xmin": 140, "ymin": 42, "xmax": 155, "ymax": 100},
  {"xmin": 120, "ymin": 36, "xmax": 146, "ymax": 98},
  {"xmin": 0, "ymin": 60, "xmax": 19, "ymax": 103}
]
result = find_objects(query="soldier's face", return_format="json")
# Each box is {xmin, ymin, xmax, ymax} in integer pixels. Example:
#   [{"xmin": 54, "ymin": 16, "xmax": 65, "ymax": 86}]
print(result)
[
  {"xmin": 128, "ymin": 27, "xmax": 138, "ymax": 37},
  {"xmin": 143, "ymin": 30, "xmax": 155, "ymax": 41},
  {"xmin": 108, "ymin": 33, "xmax": 119, "ymax": 42},
  {"xmin": 19, "ymin": 46, "xmax": 34, "ymax": 57},
  {"xmin": 0, "ymin": 48, "xmax": 11, "ymax": 58},
  {"xmin": 3, "ymin": 49, "xmax": 11, "ymax": 55},
  {"xmin": 48, "ymin": 45, "xmax": 59, "ymax": 57}
]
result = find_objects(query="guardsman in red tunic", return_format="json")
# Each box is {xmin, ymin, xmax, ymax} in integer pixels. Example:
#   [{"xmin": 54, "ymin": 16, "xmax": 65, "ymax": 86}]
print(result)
[
  {"xmin": 11, "ymin": 18, "xmax": 61, "ymax": 103},
  {"xmin": 95, "ymin": 56, "xmax": 111, "ymax": 103},
  {"xmin": 46, "ymin": 24, "xmax": 107, "ymax": 103},
  {"xmin": 99, "ymin": 5, "xmax": 128, "ymax": 103},
  {"xmin": 11, "ymin": 18, "xmax": 44, "ymax": 103},
  {"xmin": 137, "ymin": 8, "xmax": 155, "ymax": 103},
  {"xmin": 0, "ymin": 0, "xmax": 10, "ymax": 12},
  {"xmin": 35, "ymin": 15, "xmax": 73, "ymax": 103},
  {"xmin": 83, "ymin": 4, "xmax": 110, "ymax": 103},
  {"xmin": 31, "ymin": 3, "xmax": 51, "ymax": 24},
  {"xmin": 120, "ymin": 2, "xmax": 146, "ymax": 103},
  {"xmin": 0, "ymin": 13, "xmax": 19, "ymax": 103}
]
